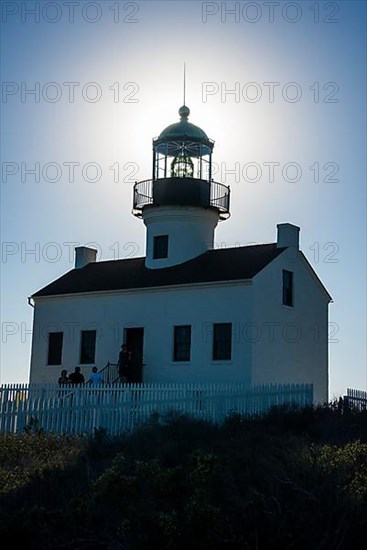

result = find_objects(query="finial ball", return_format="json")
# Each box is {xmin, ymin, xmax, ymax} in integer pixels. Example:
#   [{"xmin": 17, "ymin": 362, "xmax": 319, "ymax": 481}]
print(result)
[{"xmin": 179, "ymin": 105, "xmax": 190, "ymax": 119}]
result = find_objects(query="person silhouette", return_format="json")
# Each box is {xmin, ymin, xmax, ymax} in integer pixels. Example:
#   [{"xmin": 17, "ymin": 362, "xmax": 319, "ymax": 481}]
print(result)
[
  {"xmin": 58, "ymin": 369, "xmax": 69, "ymax": 385},
  {"xmin": 89, "ymin": 366, "xmax": 103, "ymax": 386},
  {"xmin": 118, "ymin": 344, "xmax": 131, "ymax": 383},
  {"xmin": 69, "ymin": 367, "xmax": 85, "ymax": 385}
]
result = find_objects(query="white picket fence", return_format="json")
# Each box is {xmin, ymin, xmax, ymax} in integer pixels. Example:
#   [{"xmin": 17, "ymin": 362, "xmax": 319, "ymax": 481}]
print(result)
[{"xmin": 0, "ymin": 382, "xmax": 313, "ymax": 435}]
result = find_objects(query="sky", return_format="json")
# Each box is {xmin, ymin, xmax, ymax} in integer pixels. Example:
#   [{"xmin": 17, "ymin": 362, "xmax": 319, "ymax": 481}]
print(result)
[{"xmin": 0, "ymin": 0, "xmax": 366, "ymax": 397}]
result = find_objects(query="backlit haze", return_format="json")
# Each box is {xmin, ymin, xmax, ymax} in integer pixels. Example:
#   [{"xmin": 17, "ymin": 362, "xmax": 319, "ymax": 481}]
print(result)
[{"xmin": 1, "ymin": 1, "xmax": 366, "ymax": 396}]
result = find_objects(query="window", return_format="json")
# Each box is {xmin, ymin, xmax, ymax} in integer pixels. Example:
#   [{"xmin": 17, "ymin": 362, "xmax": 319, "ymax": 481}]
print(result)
[
  {"xmin": 283, "ymin": 270, "xmax": 294, "ymax": 307},
  {"xmin": 153, "ymin": 235, "xmax": 168, "ymax": 259},
  {"xmin": 47, "ymin": 332, "xmax": 63, "ymax": 365},
  {"xmin": 213, "ymin": 323, "xmax": 232, "ymax": 361},
  {"xmin": 80, "ymin": 330, "xmax": 97, "ymax": 364},
  {"xmin": 173, "ymin": 325, "xmax": 191, "ymax": 362}
]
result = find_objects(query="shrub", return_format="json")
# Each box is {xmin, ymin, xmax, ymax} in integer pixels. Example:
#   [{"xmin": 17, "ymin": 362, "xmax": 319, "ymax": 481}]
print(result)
[{"xmin": 0, "ymin": 406, "xmax": 366, "ymax": 548}]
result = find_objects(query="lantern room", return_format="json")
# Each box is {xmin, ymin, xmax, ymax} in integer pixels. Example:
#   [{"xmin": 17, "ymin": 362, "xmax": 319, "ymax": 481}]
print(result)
[
  {"xmin": 133, "ymin": 105, "xmax": 230, "ymax": 220},
  {"xmin": 153, "ymin": 105, "xmax": 214, "ymax": 181}
]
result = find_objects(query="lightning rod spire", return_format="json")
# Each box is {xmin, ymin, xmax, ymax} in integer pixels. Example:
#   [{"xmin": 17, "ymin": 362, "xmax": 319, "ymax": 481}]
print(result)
[{"xmin": 183, "ymin": 62, "xmax": 186, "ymax": 106}]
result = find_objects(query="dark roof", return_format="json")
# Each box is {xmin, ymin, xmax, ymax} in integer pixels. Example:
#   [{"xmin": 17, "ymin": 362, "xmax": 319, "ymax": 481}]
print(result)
[
  {"xmin": 157, "ymin": 120, "xmax": 210, "ymax": 144},
  {"xmin": 154, "ymin": 105, "xmax": 213, "ymax": 157},
  {"xmin": 32, "ymin": 244, "xmax": 285, "ymax": 298}
]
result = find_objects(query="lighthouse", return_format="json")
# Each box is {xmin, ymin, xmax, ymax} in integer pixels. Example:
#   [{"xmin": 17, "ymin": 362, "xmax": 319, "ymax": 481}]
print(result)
[
  {"xmin": 132, "ymin": 105, "xmax": 230, "ymax": 269},
  {"xmin": 29, "ymin": 101, "xmax": 331, "ymax": 404}
]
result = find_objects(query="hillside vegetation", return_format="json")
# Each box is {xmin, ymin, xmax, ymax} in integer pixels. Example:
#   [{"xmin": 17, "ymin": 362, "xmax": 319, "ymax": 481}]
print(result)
[{"xmin": 0, "ymin": 404, "xmax": 366, "ymax": 549}]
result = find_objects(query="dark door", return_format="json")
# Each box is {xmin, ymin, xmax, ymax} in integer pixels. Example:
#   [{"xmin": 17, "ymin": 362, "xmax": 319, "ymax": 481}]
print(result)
[{"xmin": 125, "ymin": 328, "xmax": 144, "ymax": 383}]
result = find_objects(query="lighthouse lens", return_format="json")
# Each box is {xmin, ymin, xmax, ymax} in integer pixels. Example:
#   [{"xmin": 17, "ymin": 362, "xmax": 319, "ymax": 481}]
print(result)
[{"xmin": 171, "ymin": 153, "xmax": 194, "ymax": 178}]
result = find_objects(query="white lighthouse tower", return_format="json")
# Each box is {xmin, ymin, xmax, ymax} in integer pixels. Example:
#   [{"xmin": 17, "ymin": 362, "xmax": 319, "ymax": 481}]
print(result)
[{"xmin": 132, "ymin": 105, "xmax": 231, "ymax": 268}]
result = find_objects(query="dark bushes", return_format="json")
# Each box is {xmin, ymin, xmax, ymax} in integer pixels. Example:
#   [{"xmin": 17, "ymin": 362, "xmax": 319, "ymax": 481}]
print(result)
[{"xmin": 0, "ymin": 405, "xmax": 366, "ymax": 549}]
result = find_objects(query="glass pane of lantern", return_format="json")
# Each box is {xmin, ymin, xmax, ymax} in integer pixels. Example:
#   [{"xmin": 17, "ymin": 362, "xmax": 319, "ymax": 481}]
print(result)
[{"xmin": 171, "ymin": 153, "xmax": 194, "ymax": 178}]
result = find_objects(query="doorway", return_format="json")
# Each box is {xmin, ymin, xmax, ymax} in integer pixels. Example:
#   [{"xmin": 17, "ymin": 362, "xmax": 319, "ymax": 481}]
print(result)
[{"xmin": 124, "ymin": 328, "xmax": 144, "ymax": 383}]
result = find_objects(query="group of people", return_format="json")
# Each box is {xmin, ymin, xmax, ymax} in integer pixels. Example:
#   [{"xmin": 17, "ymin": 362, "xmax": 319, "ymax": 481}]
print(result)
[
  {"xmin": 58, "ymin": 366, "xmax": 103, "ymax": 386},
  {"xmin": 58, "ymin": 344, "xmax": 132, "ymax": 386}
]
